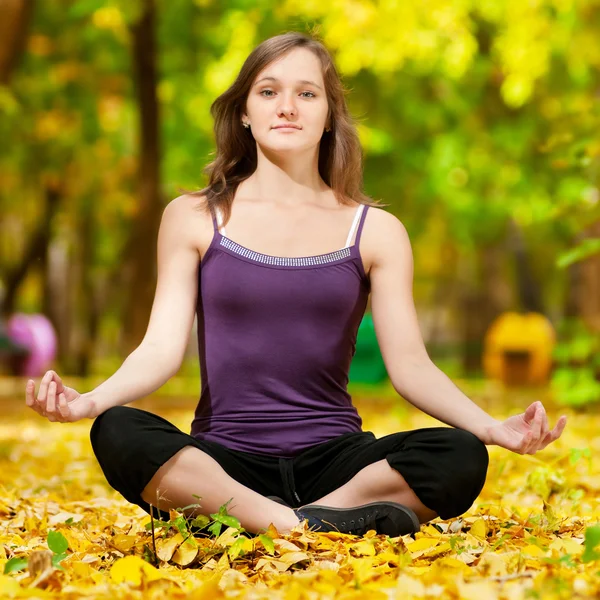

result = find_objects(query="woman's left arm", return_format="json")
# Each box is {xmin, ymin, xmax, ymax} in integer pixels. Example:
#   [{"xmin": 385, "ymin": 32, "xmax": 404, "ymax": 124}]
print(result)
[{"xmin": 367, "ymin": 209, "xmax": 567, "ymax": 455}]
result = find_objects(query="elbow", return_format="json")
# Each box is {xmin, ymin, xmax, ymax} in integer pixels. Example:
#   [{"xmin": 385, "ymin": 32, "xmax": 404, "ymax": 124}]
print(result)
[
  {"xmin": 134, "ymin": 342, "xmax": 183, "ymax": 380},
  {"xmin": 390, "ymin": 354, "xmax": 435, "ymax": 394}
]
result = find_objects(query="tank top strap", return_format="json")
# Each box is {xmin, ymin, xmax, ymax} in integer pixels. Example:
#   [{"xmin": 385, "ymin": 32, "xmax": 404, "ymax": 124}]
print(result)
[
  {"xmin": 345, "ymin": 204, "xmax": 368, "ymax": 247},
  {"xmin": 355, "ymin": 204, "xmax": 369, "ymax": 244},
  {"xmin": 210, "ymin": 205, "xmax": 227, "ymax": 236}
]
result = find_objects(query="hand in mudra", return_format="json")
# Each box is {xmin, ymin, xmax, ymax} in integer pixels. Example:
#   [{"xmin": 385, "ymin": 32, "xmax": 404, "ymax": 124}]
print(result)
[
  {"xmin": 485, "ymin": 401, "xmax": 567, "ymax": 455},
  {"xmin": 25, "ymin": 370, "xmax": 95, "ymax": 422}
]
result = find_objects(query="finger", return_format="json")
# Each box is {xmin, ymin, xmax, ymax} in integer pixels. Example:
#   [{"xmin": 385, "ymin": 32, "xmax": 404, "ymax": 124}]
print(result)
[
  {"xmin": 539, "ymin": 403, "xmax": 550, "ymax": 438},
  {"xmin": 531, "ymin": 403, "xmax": 543, "ymax": 442},
  {"xmin": 518, "ymin": 431, "xmax": 534, "ymax": 455},
  {"xmin": 523, "ymin": 402, "xmax": 537, "ymax": 425},
  {"xmin": 36, "ymin": 370, "xmax": 53, "ymax": 406},
  {"xmin": 58, "ymin": 393, "xmax": 71, "ymax": 421},
  {"xmin": 550, "ymin": 415, "xmax": 568, "ymax": 441},
  {"xmin": 47, "ymin": 381, "xmax": 57, "ymax": 414},
  {"xmin": 537, "ymin": 415, "xmax": 568, "ymax": 451},
  {"xmin": 25, "ymin": 380, "xmax": 36, "ymax": 406},
  {"xmin": 521, "ymin": 431, "xmax": 537, "ymax": 454},
  {"xmin": 51, "ymin": 371, "xmax": 65, "ymax": 394}
]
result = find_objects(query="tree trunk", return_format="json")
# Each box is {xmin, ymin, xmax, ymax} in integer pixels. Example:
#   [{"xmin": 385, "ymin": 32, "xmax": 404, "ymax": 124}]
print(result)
[
  {"xmin": 506, "ymin": 218, "xmax": 544, "ymax": 314},
  {"xmin": 44, "ymin": 234, "xmax": 71, "ymax": 368},
  {"xmin": 71, "ymin": 196, "xmax": 101, "ymax": 376},
  {"xmin": 121, "ymin": 0, "xmax": 162, "ymax": 355},
  {"xmin": 0, "ymin": 0, "xmax": 34, "ymax": 85},
  {"xmin": 459, "ymin": 241, "xmax": 511, "ymax": 374},
  {"xmin": 2, "ymin": 183, "xmax": 61, "ymax": 317},
  {"xmin": 576, "ymin": 220, "xmax": 600, "ymax": 332}
]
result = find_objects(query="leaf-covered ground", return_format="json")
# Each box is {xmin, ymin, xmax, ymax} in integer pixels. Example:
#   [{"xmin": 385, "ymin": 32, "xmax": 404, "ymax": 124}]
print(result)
[{"xmin": 1, "ymin": 381, "xmax": 599, "ymax": 599}]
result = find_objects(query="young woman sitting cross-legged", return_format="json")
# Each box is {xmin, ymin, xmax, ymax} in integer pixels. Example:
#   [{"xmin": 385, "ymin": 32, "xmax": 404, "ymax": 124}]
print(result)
[{"xmin": 26, "ymin": 31, "xmax": 567, "ymax": 538}]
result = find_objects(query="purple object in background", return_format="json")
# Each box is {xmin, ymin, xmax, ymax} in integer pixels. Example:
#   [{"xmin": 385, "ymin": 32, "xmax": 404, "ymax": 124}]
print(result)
[{"xmin": 6, "ymin": 313, "xmax": 57, "ymax": 376}]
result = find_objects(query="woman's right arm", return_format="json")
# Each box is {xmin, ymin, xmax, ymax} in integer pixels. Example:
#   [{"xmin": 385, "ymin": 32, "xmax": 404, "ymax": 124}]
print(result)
[{"xmin": 26, "ymin": 194, "xmax": 208, "ymax": 421}]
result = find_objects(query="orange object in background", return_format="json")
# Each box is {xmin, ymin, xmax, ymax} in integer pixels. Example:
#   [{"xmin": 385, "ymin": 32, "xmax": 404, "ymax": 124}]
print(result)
[{"xmin": 483, "ymin": 312, "xmax": 556, "ymax": 386}]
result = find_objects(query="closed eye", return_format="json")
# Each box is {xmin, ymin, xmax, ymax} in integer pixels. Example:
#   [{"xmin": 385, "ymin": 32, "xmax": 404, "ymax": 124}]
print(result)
[{"xmin": 260, "ymin": 90, "xmax": 316, "ymax": 98}]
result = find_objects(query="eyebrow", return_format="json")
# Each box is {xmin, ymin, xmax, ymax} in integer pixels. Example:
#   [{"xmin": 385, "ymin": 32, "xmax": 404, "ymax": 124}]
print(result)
[{"xmin": 253, "ymin": 76, "xmax": 323, "ymax": 91}]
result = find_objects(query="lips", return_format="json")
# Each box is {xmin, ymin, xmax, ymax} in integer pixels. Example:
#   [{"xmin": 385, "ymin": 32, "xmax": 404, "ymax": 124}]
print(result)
[{"xmin": 272, "ymin": 125, "xmax": 301, "ymax": 130}]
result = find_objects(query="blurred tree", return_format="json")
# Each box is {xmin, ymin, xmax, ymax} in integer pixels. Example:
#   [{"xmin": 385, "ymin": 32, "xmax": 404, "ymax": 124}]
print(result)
[
  {"xmin": 120, "ymin": 0, "xmax": 162, "ymax": 355},
  {"xmin": 1, "ymin": 0, "xmax": 599, "ymax": 379},
  {"xmin": 0, "ymin": 0, "xmax": 34, "ymax": 85}
]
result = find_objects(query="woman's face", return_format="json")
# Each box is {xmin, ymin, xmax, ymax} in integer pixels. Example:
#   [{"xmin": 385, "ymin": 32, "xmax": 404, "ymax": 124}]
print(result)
[{"xmin": 243, "ymin": 47, "xmax": 330, "ymax": 154}]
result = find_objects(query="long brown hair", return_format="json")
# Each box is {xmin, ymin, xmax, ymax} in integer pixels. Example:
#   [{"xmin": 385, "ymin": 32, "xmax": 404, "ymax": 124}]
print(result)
[{"xmin": 189, "ymin": 30, "xmax": 387, "ymax": 225}]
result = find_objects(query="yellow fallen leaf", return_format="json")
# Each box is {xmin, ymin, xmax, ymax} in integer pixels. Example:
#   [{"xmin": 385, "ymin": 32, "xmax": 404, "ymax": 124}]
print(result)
[
  {"xmin": 406, "ymin": 537, "xmax": 439, "ymax": 553},
  {"xmin": 350, "ymin": 540, "xmax": 376, "ymax": 556},
  {"xmin": 394, "ymin": 574, "xmax": 426, "ymax": 596},
  {"xmin": 255, "ymin": 558, "xmax": 289, "ymax": 572},
  {"xmin": 422, "ymin": 524, "xmax": 443, "ymax": 536},
  {"xmin": 173, "ymin": 539, "xmax": 199, "ymax": 566},
  {"xmin": 377, "ymin": 551, "xmax": 406, "ymax": 566},
  {"xmin": 0, "ymin": 574, "xmax": 21, "ymax": 598},
  {"xmin": 478, "ymin": 551, "xmax": 508, "ymax": 576},
  {"xmin": 110, "ymin": 555, "xmax": 165, "ymax": 585},
  {"xmin": 216, "ymin": 551, "xmax": 229, "ymax": 570},
  {"xmin": 470, "ymin": 518, "xmax": 488, "ymax": 540},
  {"xmin": 522, "ymin": 544, "xmax": 547, "ymax": 557},
  {"xmin": 549, "ymin": 537, "xmax": 583, "ymax": 555},
  {"xmin": 70, "ymin": 560, "xmax": 94, "ymax": 579},
  {"xmin": 348, "ymin": 556, "xmax": 377, "ymax": 583},
  {"xmin": 312, "ymin": 559, "xmax": 340, "ymax": 572},
  {"xmin": 432, "ymin": 556, "xmax": 471, "ymax": 572},
  {"xmin": 273, "ymin": 538, "xmax": 302, "ymax": 554},
  {"xmin": 457, "ymin": 578, "xmax": 498, "ymax": 600},
  {"xmin": 111, "ymin": 533, "xmax": 138, "ymax": 553},
  {"xmin": 421, "ymin": 541, "xmax": 451, "ymax": 559},
  {"xmin": 215, "ymin": 526, "xmax": 240, "ymax": 547},
  {"xmin": 279, "ymin": 551, "xmax": 311, "ymax": 567},
  {"xmin": 156, "ymin": 532, "xmax": 185, "ymax": 562}
]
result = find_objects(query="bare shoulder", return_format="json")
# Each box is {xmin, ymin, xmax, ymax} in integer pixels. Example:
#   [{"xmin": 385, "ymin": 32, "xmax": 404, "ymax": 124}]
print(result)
[
  {"xmin": 163, "ymin": 193, "xmax": 214, "ymax": 259},
  {"xmin": 362, "ymin": 206, "xmax": 411, "ymax": 272}
]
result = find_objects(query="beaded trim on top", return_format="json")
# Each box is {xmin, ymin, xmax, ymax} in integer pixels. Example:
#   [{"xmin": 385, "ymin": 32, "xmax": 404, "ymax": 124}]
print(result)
[{"xmin": 219, "ymin": 236, "xmax": 352, "ymax": 266}]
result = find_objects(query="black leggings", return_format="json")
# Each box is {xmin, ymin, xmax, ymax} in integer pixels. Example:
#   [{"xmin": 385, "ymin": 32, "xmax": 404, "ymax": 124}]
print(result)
[{"xmin": 90, "ymin": 406, "xmax": 489, "ymax": 523}]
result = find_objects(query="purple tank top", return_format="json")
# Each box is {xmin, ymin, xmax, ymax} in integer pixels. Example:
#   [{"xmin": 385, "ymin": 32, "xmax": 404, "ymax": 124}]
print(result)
[{"xmin": 190, "ymin": 203, "xmax": 370, "ymax": 457}]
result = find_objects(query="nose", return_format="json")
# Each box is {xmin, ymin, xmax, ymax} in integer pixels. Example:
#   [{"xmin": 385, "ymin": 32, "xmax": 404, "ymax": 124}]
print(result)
[{"xmin": 276, "ymin": 92, "xmax": 297, "ymax": 118}]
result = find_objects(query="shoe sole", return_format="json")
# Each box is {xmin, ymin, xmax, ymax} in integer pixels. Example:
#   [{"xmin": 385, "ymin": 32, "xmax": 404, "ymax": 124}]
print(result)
[{"xmin": 299, "ymin": 501, "xmax": 421, "ymax": 537}]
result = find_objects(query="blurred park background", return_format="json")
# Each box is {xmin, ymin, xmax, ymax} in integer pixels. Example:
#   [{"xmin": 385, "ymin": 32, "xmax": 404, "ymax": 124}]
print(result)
[{"xmin": 0, "ymin": 0, "xmax": 599, "ymax": 410}]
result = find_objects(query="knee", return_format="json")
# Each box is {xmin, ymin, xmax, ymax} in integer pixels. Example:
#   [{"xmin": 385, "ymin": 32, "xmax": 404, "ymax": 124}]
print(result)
[
  {"xmin": 441, "ymin": 429, "xmax": 489, "ymax": 518},
  {"xmin": 90, "ymin": 406, "xmax": 131, "ymax": 456},
  {"xmin": 451, "ymin": 429, "xmax": 489, "ymax": 486}
]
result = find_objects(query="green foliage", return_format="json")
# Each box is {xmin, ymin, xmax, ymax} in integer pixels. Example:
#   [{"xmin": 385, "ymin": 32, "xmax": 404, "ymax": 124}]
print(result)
[
  {"xmin": 557, "ymin": 238, "xmax": 600, "ymax": 269},
  {"xmin": 259, "ymin": 533, "xmax": 275, "ymax": 555},
  {"xmin": 2, "ymin": 556, "xmax": 28, "ymax": 575},
  {"xmin": 2, "ymin": 0, "xmax": 599, "ymax": 366},
  {"xmin": 144, "ymin": 496, "xmax": 244, "ymax": 539},
  {"xmin": 526, "ymin": 466, "xmax": 566, "ymax": 501},
  {"xmin": 582, "ymin": 525, "xmax": 600, "ymax": 563},
  {"xmin": 551, "ymin": 318, "xmax": 600, "ymax": 407},
  {"xmin": 143, "ymin": 495, "xmax": 274, "ymax": 565},
  {"xmin": 3, "ymin": 529, "xmax": 69, "ymax": 575}
]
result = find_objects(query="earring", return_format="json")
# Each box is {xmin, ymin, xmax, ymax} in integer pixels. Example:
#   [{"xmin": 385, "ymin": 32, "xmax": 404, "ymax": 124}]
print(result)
[
  {"xmin": 243, "ymin": 122, "xmax": 250, "ymax": 129},
  {"xmin": 325, "ymin": 126, "xmax": 331, "ymax": 132}
]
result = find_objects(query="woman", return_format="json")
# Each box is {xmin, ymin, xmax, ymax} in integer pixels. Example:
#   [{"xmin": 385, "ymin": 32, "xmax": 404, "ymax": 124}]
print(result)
[{"xmin": 25, "ymin": 32, "xmax": 567, "ymax": 538}]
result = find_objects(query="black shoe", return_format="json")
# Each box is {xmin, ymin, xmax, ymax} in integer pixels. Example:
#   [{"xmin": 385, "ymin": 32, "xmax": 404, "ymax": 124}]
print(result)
[
  {"xmin": 267, "ymin": 495, "xmax": 291, "ymax": 507},
  {"xmin": 295, "ymin": 501, "xmax": 420, "ymax": 537}
]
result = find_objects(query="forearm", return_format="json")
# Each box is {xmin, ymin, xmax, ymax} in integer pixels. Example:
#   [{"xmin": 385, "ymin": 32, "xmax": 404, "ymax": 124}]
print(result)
[
  {"xmin": 392, "ymin": 359, "xmax": 501, "ymax": 443},
  {"xmin": 85, "ymin": 344, "xmax": 180, "ymax": 417}
]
